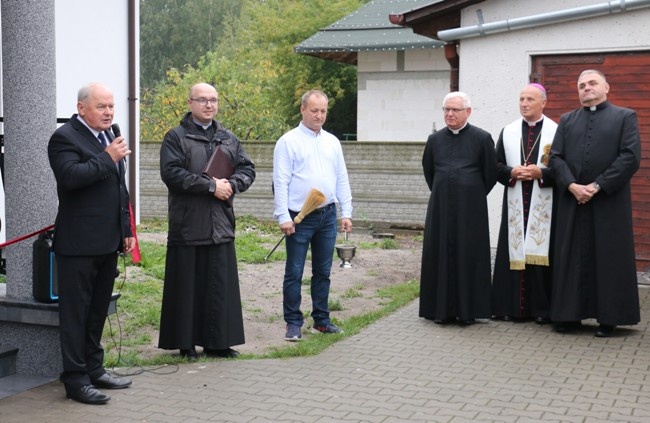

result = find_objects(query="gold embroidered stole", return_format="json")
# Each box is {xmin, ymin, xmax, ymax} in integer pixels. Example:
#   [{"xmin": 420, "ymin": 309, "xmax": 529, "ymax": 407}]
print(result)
[{"xmin": 503, "ymin": 116, "xmax": 557, "ymax": 270}]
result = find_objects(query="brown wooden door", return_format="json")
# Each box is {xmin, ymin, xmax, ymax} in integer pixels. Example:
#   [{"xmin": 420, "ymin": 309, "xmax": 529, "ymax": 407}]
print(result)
[{"xmin": 532, "ymin": 52, "xmax": 650, "ymax": 271}]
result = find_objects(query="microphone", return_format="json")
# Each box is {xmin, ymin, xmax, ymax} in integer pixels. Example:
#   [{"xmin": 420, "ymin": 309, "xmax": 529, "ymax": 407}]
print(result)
[
  {"xmin": 111, "ymin": 123, "xmax": 127, "ymax": 167},
  {"xmin": 111, "ymin": 123, "xmax": 121, "ymax": 138}
]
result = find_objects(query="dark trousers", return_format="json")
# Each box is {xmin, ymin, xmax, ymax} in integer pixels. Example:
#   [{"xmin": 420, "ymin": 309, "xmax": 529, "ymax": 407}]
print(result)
[
  {"xmin": 283, "ymin": 203, "xmax": 337, "ymax": 327},
  {"xmin": 56, "ymin": 253, "xmax": 117, "ymax": 389}
]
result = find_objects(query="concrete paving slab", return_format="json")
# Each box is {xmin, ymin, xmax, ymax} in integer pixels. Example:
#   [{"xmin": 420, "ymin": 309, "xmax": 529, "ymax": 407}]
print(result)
[{"xmin": 0, "ymin": 286, "xmax": 648, "ymax": 422}]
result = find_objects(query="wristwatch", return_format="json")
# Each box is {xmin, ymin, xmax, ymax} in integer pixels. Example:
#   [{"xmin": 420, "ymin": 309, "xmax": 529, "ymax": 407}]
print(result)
[{"xmin": 593, "ymin": 182, "xmax": 601, "ymax": 191}]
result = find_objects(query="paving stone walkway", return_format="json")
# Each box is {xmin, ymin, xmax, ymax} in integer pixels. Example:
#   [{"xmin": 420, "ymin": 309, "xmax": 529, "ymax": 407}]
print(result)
[{"xmin": 1, "ymin": 287, "xmax": 649, "ymax": 422}]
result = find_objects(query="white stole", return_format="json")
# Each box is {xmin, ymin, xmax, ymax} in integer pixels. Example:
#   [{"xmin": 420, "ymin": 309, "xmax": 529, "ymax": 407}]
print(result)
[{"xmin": 503, "ymin": 116, "xmax": 557, "ymax": 270}]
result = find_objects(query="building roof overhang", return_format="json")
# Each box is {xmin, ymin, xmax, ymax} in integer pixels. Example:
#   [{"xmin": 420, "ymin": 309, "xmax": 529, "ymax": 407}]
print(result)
[
  {"xmin": 388, "ymin": 0, "xmax": 485, "ymax": 39},
  {"xmin": 295, "ymin": 0, "xmax": 446, "ymax": 65}
]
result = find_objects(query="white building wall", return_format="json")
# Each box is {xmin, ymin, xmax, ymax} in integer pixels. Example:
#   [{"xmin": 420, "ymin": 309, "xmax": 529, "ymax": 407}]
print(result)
[
  {"xmin": 454, "ymin": 0, "xmax": 650, "ymax": 246},
  {"xmin": 359, "ymin": 50, "xmax": 398, "ymax": 72},
  {"xmin": 357, "ymin": 49, "xmax": 449, "ymax": 142},
  {"xmin": 54, "ymin": 1, "xmax": 131, "ymax": 130},
  {"xmin": 54, "ymin": 0, "xmax": 140, "ymax": 220}
]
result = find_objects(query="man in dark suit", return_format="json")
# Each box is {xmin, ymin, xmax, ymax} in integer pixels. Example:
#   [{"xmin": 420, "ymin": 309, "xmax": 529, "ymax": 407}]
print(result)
[{"xmin": 48, "ymin": 83, "xmax": 135, "ymax": 405}]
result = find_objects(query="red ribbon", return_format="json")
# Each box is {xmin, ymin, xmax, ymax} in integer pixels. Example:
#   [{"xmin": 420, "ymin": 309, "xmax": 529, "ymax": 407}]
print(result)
[
  {"xmin": 0, "ymin": 206, "xmax": 141, "ymax": 264},
  {"xmin": 129, "ymin": 202, "xmax": 141, "ymax": 264},
  {"xmin": 0, "ymin": 224, "xmax": 55, "ymax": 249}
]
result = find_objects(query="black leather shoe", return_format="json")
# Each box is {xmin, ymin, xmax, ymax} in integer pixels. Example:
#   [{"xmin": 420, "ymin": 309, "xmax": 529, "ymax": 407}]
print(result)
[
  {"xmin": 180, "ymin": 348, "xmax": 198, "ymax": 360},
  {"xmin": 535, "ymin": 316, "xmax": 552, "ymax": 325},
  {"xmin": 459, "ymin": 319, "xmax": 476, "ymax": 325},
  {"xmin": 595, "ymin": 324, "xmax": 616, "ymax": 338},
  {"xmin": 554, "ymin": 321, "xmax": 580, "ymax": 333},
  {"xmin": 204, "ymin": 347, "xmax": 240, "ymax": 358},
  {"xmin": 91, "ymin": 373, "xmax": 132, "ymax": 389},
  {"xmin": 433, "ymin": 318, "xmax": 453, "ymax": 325},
  {"xmin": 66, "ymin": 385, "xmax": 111, "ymax": 405}
]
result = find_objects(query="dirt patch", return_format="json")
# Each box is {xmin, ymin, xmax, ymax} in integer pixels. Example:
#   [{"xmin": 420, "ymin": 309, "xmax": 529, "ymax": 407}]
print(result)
[{"xmin": 132, "ymin": 231, "xmax": 422, "ymax": 357}]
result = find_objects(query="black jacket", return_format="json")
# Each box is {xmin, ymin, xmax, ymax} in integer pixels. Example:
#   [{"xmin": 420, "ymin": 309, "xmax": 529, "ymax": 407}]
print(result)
[
  {"xmin": 160, "ymin": 112, "xmax": 255, "ymax": 246},
  {"xmin": 48, "ymin": 114, "xmax": 132, "ymax": 255}
]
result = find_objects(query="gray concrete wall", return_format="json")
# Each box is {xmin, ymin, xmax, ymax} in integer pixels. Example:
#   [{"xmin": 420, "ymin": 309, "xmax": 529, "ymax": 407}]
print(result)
[{"xmin": 140, "ymin": 140, "xmax": 431, "ymax": 230}]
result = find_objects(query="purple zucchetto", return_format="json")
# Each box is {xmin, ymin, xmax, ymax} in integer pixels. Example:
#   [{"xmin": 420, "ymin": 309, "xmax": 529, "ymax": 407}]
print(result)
[{"xmin": 528, "ymin": 83, "xmax": 546, "ymax": 94}]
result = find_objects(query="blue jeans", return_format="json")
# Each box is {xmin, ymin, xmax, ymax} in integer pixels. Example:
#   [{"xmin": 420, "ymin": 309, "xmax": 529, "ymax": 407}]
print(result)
[{"xmin": 283, "ymin": 203, "xmax": 337, "ymax": 327}]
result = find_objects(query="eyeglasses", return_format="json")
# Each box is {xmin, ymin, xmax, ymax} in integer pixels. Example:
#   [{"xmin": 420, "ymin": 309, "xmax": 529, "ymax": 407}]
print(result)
[
  {"xmin": 190, "ymin": 98, "xmax": 218, "ymax": 106},
  {"xmin": 442, "ymin": 107, "xmax": 467, "ymax": 114}
]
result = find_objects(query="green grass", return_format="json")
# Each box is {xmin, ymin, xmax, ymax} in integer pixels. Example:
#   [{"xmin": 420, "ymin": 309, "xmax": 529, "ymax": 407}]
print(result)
[
  {"xmin": 132, "ymin": 242, "xmax": 166, "ymax": 279},
  {"xmin": 112, "ymin": 277, "xmax": 163, "ymax": 330},
  {"xmin": 258, "ymin": 279, "xmax": 419, "ymax": 359},
  {"xmin": 237, "ymin": 214, "xmax": 286, "ymax": 263},
  {"xmin": 102, "ymin": 217, "xmax": 421, "ymax": 367},
  {"xmin": 137, "ymin": 217, "xmax": 168, "ymax": 232},
  {"xmin": 380, "ymin": 238, "xmax": 399, "ymax": 250},
  {"xmin": 329, "ymin": 298, "xmax": 343, "ymax": 311},
  {"xmin": 357, "ymin": 240, "xmax": 381, "ymax": 249},
  {"xmin": 355, "ymin": 238, "xmax": 400, "ymax": 250},
  {"xmin": 341, "ymin": 286, "xmax": 363, "ymax": 298}
]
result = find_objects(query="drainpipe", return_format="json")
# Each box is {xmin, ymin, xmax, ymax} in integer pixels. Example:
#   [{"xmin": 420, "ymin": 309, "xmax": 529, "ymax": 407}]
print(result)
[
  {"xmin": 128, "ymin": 0, "xmax": 139, "ymax": 222},
  {"xmin": 438, "ymin": 0, "xmax": 650, "ymax": 41},
  {"xmin": 444, "ymin": 43, "xmax": 459, "ymax": 92}
]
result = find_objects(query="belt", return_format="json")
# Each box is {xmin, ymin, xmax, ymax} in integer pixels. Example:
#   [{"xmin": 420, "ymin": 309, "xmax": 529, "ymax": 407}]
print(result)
[
  {"xmin": 314, "ymin": 203, "xmax": 335, "ymax": 213},
  {"xmin": 291, "ymin": 203, "xmax": 335, "ymax": 214}
]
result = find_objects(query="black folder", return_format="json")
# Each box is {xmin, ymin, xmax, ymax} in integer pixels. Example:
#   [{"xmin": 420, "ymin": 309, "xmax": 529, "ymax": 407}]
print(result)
[{"xmin": 202, "ymin": 146, "xmax": 235, "ymax": 206}]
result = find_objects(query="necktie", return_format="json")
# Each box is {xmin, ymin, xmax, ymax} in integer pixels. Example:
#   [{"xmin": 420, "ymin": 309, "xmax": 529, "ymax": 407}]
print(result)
[{"xmin": 98, "ymin": 132, "xmax": 108, "ymax": 147}]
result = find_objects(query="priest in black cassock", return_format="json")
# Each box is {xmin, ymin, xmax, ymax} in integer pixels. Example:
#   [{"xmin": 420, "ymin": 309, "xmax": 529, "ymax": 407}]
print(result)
[
  {"xmin": 491, "ymin": 83, "xmax": 557, "ymax": 324},
  {"xmin": 549, "ymin": 70, "xmax": 641, "ymax": 338},
  {"xmin": 419, "ymin": 91, "xmax": 497, "ymax": 325},
  {"xmin": 159, "ymin": 83, "xmax": 256, "ymax": 358}
]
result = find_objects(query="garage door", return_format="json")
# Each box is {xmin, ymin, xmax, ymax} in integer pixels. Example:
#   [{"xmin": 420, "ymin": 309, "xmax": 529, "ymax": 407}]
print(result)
[{"xmin": 531, "ymin": 51, "xmax": 650, "ymax": 271}]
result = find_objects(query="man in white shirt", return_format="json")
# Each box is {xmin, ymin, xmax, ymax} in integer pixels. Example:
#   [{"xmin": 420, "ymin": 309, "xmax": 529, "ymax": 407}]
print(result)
[{"xmin": 273, "ymin": 89, "xmax": 353, "ymax": 341}]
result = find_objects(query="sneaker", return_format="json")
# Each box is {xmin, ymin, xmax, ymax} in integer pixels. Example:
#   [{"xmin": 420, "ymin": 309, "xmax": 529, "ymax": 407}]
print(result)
[
  {"xmin": 312, "ymin": 323, "xmax": 343, "ymax": 334},
  {"xmin": 284, "ymin": 324, "xmax": 302, "ymax": 341}
]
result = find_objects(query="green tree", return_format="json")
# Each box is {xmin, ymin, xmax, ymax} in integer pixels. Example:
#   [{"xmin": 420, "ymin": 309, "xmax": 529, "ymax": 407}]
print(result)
[
  {"xmin": 139, "ymin": 0, "xmax": 241, "ymax": 88},
  {"xmin": 140, "ymin": 0, "xmax": 364, "ymax": 141},
  {"xmin": 242, "ymin": 0, "xmax": 361, "ymax": 139}
]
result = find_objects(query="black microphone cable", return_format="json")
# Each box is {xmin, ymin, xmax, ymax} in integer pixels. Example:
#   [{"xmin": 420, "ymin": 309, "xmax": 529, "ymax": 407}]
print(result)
[{"xmin": 106, "ymin": 253, "xmax": 179, "ymax": 377}]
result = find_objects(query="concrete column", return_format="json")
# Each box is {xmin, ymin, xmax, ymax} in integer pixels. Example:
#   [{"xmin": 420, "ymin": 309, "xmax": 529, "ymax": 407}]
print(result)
[
  {"xmin": 1, "ymin": 0, "xmax": 61, "ymax": 376},
  {"xmin": 2, "ymin": 0, "xmax": 58, "ymax": 299}
]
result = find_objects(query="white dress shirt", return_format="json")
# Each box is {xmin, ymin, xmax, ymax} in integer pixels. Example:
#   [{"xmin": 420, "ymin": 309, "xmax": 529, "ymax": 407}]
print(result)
[{"xmin": 273, "ymin": 122, "xmax": 352, "ymax": 225}]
